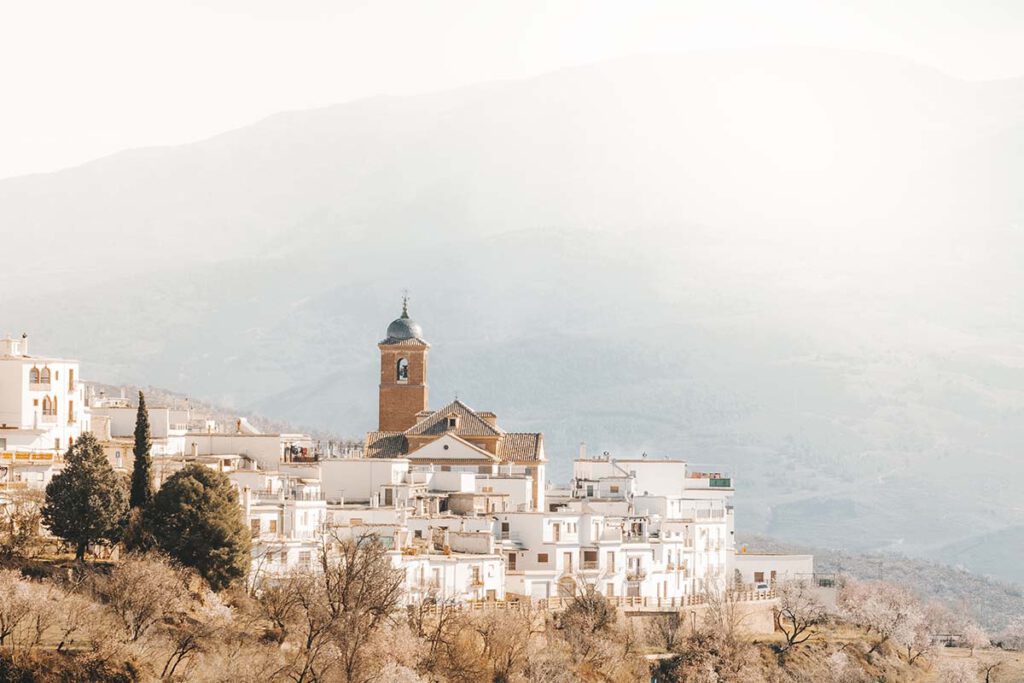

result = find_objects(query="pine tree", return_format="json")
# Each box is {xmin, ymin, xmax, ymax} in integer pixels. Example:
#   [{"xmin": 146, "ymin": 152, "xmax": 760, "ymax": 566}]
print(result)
[
  {"xmin": 42, "ymin": 432, "xmax": 129, "ymax": 561},
  {"xmin": 129, "ymin": 391, "xmax": 154, "ymax": 509},
  {"xmin": 146, "ymin": 464, "xmax": 251, "ymax": 590}
]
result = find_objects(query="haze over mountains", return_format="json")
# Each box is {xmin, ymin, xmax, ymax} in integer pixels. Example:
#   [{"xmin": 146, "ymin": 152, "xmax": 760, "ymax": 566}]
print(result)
[{"xmin": 3, "ymin": 48, "xmax": 1023, "ymax": 582}]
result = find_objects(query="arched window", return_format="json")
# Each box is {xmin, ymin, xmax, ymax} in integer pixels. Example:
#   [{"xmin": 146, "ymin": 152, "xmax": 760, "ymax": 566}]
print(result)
[
  {"xmin": 29, "ymin": 367, "xmax": 40, "ymax": 383},
  {"xmin": 396, "ymin": 358, "xmax": 409, "ymax": 383},
  {"xmin": 42, "ymin": 396, "xmax": 52, "ymax": 415},
  {"xmin": 40, "ymin": 367, "xmax": 51, "ymax": 384}
]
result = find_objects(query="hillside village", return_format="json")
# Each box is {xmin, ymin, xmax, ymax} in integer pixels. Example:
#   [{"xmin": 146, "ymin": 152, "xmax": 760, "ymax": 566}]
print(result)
[
  {"xmin": 0, "ymin": 303, "xmax": 817, "ymax": 617},
  {"xmin": 4, "ymin": 305, "xmax": 1022, "ymax": 682}
]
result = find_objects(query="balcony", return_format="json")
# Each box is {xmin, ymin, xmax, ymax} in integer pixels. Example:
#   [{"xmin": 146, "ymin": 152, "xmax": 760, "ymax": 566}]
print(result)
[
  {"xmin": 626, "ymin": 568, "xmax": 647, "ymax": 581},
  {"xmin": 582, "ymin": 560, "xmax": 599, "ymax": 571}
]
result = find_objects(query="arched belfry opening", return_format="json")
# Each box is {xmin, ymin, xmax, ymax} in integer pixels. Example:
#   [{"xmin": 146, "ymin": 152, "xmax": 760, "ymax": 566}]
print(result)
[{"xmin": 396, "ymin": 358, "xmax": 409, "ymax": 383}]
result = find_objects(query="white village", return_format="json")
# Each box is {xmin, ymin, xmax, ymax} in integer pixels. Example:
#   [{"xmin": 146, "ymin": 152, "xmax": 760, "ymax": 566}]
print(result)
[{"xmin": 0, "ymin": 303, "xmax": 819, "ymax": 627}]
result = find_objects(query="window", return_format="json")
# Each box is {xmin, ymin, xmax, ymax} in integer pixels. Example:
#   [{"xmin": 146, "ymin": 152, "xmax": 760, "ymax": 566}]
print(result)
[
  {"xmin": 29, "ymin": 367, "xmax": 40, "ymax": 383},
  {"xmin": 43, "ymin": 396, "xmax": 58, "ymax": 416},
  {"xmin": 446, "ymin": 415, "xmax": 458, "ymax": 429},
  {"xmin": 396, "ymin": 358, "xmax": 409, "ymax": 382},
  {"xmin": 563, "ymin": 552, "xmax": 573, "ymax": 572},
  {"xmin": 607, "ymin": 551, "xmax": 615, "ymax": 572},
  {"xmin": 610, "ymin": 485, "xmax": 619, "ymax": 493},
  {"xmin": 538, "ymin": 553, "xmax": 549, "ymax": 563},
  {"xmin": 472, "ymin": 566, "xmax": 481, "ymax": 585},
  {"xmin": 754, "ymin": 572, "xmax": 764, "ymax": 583},
  {"xmin": 552, "ymin": 523, "xmax": 560, "ymax": 542},
  {"xmin": 40, "ymin": 367, "xmax": 51, "ymax": 384},
  {"xmin": 0, "ymin": 438, "xmax": 6, "ymax": 451},
  {"xmin": 414, "ymin": 529, "xmax": 423, "ymax": 539},
  {"xmin": 299, "ymin": 551, "xmax": 312, "ymax": 565},
  {"xmin": 606, "ymin": 582, "xmax": 615, "ymax": 597},
  {"xmin": 269, "ymin": 519, "xmax": 278, "ymax": 534},
  {"xmin": 68, "ymin": 369, "xmax": 75, "ymax": 390},
  {"xmin": 250, "ymin": 519, "xmax": 261, "ymax": 536},
  {"xmin": 507, "ymin": 553, "xmax": 517, "ymax": 571}
]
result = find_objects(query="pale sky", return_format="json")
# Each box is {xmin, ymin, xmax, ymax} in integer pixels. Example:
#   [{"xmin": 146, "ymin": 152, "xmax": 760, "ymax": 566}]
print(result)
[{"xmin": 1, "ymin": 0, "xmax": 1023, "ymax": 180}]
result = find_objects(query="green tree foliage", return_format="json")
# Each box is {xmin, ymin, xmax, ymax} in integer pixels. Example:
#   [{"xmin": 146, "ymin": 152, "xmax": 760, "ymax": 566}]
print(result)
[
  {"xmin": 146, "ymin": 464, "xmax": 251, "ymax": 590},
  {"xmin": 42, "ymin": 432, "xmax": 128, "ymax": 561},
  {"xmin": 129, "ymin": 391, "xmax": 154, "ymax": 509}
]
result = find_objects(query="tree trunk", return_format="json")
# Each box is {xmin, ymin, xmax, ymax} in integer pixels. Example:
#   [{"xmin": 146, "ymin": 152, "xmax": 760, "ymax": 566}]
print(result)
[{"xmin": 76, "ymin": 541, "xmax": 87, "ymax": 562}]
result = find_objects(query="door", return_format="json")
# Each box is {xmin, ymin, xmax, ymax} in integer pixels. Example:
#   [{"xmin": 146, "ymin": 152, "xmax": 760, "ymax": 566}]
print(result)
[
  {"xmin": 563, "ymin": 552, "xmax": 573, "ymax": 573},
  {"xmin": 553, "ymin": 524, "xmax": 561, "ymax": 542}
]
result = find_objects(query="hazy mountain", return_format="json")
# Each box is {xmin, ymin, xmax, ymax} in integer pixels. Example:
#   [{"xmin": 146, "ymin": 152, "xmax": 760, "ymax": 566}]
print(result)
[{"xmin": 3, "ymin": 49, "xmax": 1023, "ymax": 581}]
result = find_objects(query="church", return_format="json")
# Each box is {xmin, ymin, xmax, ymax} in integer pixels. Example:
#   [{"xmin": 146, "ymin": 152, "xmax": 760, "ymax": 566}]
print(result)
[{"xmin": 364, "ymin": 300, "xmax": 547, "ymax": 510}]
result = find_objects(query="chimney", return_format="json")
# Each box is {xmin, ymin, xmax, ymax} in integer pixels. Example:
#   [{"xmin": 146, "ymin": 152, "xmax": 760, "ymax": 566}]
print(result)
[
  {"xmin": 242, "ymin": 486, "xmax": 252, "ymax": 518},
  {"xmin": 578, "ymin": 442, "xmax": 587, "ymax": 460},
  {"xmin": 20, "ymin": 333, "xmax": 28, "ymax": 356},
  {"xmin": 191, "ymin": 442, "xmax": 198, "ymax": 458}
]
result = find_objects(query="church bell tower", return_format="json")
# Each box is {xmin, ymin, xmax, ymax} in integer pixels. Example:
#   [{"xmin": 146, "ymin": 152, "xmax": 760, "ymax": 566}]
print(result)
[{"xmin": 378, "ymin": 297, "xmax": 429, "ymax": 432}]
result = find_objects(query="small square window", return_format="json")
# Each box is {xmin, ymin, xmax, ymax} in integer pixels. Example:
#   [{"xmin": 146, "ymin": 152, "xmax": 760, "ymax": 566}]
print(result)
[{"xmin": 538, "ymin": 553, "xmax": 549, "ymax": 563}]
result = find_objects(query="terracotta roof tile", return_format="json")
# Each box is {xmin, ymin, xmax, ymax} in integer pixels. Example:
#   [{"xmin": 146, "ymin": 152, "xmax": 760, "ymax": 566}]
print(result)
[
  {"xmin": 496, "ymin": 433, "xmax": 544, "ymax": 462},
  {"xmin": 365, "ymin": 431, "xmax": 407, "ymax": 458},
  {"xmin": 405, "ymin": 399, "xmax": 504, "ymax": 437}
]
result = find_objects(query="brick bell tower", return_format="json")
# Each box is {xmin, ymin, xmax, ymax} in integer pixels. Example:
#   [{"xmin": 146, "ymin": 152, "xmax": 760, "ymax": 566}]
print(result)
[{"xmin": 378, "ymin": 296, "xmax": 429, "ymax": 432}]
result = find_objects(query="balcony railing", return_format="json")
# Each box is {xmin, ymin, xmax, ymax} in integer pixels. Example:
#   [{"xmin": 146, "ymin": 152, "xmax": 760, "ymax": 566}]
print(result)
[
  {"xmin": 582, "ymin": 560, "xmax": 599, "ymax": 570},
  {"xmin": 626, "ymin": 569, "xmax": 647, "ymax": 581}
]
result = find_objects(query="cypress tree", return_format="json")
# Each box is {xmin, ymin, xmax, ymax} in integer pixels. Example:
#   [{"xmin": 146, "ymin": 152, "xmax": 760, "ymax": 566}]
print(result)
[
  {"xmin": 129, "ymin": 390, "xmax": 154, "ymax": 509},
  {"xmin": 42, "ymin": 432, "xmax": 129, "ymax": 561}
]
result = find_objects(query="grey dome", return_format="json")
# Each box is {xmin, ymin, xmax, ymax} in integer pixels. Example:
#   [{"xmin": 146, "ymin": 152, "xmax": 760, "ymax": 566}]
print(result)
[{"xmin": 386, "ymin": 299, "xmax": 423, "ymax": 340}]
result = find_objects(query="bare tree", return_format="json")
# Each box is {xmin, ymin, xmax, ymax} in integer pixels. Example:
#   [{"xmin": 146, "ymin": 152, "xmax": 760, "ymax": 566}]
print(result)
[
  {"xmin": 276, "ymin": 532, "xmax": 406, "ymax": 683},
  {"xmin": 0, "ymin": 569, "xmax": 32, "ymax": 647},
  {"xmin": 469, "ymin": 607, "xmax": 542, "ymax": 683},
  {"xmin": 0, "ymin": 489, "xmax": 44, "ymax": 561},
  {"xmin": 92, "ymin": 553, "xmax": 188, "ymax": 642},
  {"xmin": 775, "ymin": 579, "xmax": 827, "ymax": 657},
  {"xmin": 646, "ymin": 610, "xmax": 685, "ymax": 652}
]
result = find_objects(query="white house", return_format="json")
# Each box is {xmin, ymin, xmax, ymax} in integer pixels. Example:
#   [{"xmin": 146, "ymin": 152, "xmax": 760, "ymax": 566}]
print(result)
[{"xmin": 0, "ymin": 336, "xmax": 88, "ymax": 489}]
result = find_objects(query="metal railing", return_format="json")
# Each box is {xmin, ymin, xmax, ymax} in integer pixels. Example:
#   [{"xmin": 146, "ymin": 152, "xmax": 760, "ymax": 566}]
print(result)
[{"xmin": 414, "ymin": 589, "xmax": 777, "ymax": 615}]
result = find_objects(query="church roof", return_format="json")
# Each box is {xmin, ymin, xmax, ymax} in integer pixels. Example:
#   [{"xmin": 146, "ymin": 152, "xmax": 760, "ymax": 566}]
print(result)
[
  {"xmin": 496, "ymin": 432, "xmax": 544, "ymax": 462},
  {"xmin": 364, "ymin": 431, "xmax": 407, "ymax": 458},
  {"xmin": 405, "ymin": 399, "xmax": 504, "ymax": 437}
]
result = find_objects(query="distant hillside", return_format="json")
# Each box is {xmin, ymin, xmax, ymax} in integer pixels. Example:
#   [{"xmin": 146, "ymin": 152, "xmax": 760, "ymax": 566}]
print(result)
[
  {"xmin": 741, "ymin": 535, "xmax": 1024, "ymax": 632},
  {"xmin": 4, "ymin": 49, "xmax": 1024, "ymax": 581},
  {"xmin": 87, "ymin": 382, "xmax": 350, "ymax": 444}
]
